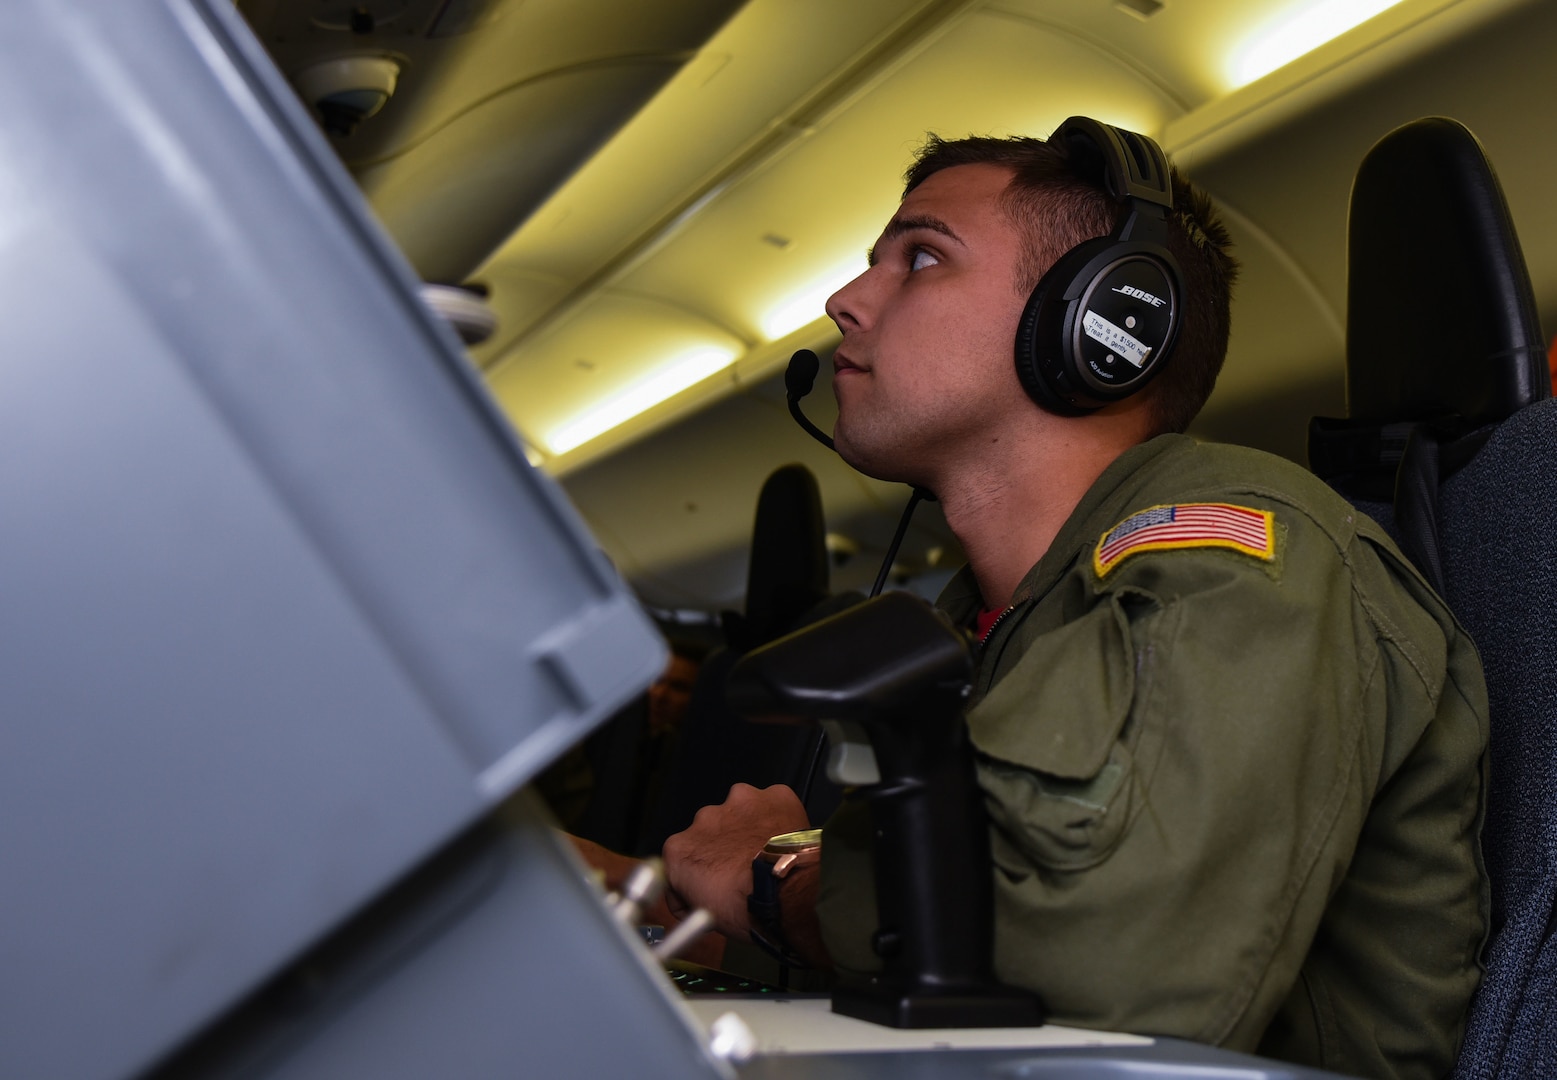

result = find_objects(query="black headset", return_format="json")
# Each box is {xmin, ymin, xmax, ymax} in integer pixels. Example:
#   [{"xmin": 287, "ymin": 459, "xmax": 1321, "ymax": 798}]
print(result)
[{"xmin": 1014, "ymin": 116, "xmax": 1184, "ymax": 415}]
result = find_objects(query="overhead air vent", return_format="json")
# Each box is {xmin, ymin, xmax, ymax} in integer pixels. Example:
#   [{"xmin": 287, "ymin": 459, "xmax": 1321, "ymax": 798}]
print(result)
[
  {"xmin": 1115, "ymin": 0, "xmax": 1164, "ymax": 19},
  {"xmin": 427, "ymin": 0, "xmax": 503, "ymax": 38},
  {"xmin": 308, "ymin": 2, "xmax": 410, "ymax": 34}
]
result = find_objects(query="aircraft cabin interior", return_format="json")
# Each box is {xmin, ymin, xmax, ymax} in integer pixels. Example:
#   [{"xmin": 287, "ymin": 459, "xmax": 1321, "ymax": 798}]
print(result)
[
  {"xmin": 5, "ymin": 0, "xmax": 1557, "ymax": 1077},
  {"xmin": 243, "ymin": 0, "xmax": 1557, "ymax": 611}
]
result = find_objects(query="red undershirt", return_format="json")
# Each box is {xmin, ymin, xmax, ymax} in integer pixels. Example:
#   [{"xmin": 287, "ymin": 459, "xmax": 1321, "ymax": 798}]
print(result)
[{"xmin": 975, "ymin": 606, "xmax": 1004, "ymax": 644}]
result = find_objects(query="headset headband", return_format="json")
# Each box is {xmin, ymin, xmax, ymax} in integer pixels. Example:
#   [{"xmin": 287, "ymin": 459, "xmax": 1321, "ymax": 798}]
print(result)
[
  {"xmin": 1053, "ymin": 116, "xmax": 1173, "ymax": 209},
  {"xmin": 1054, "ymin": 116, "xmax": 1174, "ymax": 249}
]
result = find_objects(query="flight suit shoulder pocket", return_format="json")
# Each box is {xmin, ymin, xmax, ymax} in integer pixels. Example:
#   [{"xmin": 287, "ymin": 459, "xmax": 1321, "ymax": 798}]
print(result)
[
  {"xmin": 981, "ymin": 750, "xmax": 1135, "ymax": 874},
  {"xmin": 969, "ymin": 589, "xmax": 1154, "ymax": 873}
]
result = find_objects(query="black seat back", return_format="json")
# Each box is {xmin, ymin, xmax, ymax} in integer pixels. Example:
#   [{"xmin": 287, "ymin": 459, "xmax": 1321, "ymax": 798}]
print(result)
[
  {"xmin": 1309, "ymin": 117, "xmax": 1557, "ymax": 1078},
  {"xmin": 635, "ymin": 464, "xmax": 845, "ymax": 853},
  {"xmin": 724, "ymin": 462, "xmax": 833, "ymax": 651},
  {"xmin": 1347, "ymin": 118, "xmax": 1546, "ymax": 428}
]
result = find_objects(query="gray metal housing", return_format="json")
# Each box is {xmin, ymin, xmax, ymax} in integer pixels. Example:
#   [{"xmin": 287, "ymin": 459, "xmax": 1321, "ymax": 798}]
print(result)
[{"xmin": 0, "ymin": 1, "xmax": 704, "ymax": 1076}]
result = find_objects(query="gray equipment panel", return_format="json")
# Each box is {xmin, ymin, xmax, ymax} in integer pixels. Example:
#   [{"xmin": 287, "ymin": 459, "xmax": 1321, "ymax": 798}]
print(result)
[
  {"xmin": 0, "ymin": 1, "xmax": 667, "ymax": 1076},
  {"xmin": 161, "ymin": 794, "xmax": 727, "ymax": 1080}
]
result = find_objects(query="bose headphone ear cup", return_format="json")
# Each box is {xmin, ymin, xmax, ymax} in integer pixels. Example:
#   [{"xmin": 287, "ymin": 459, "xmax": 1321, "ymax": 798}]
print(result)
[
  {"xmin": 1016, "ymin": 117, "xmax": 1186, "ymax": 417},
  {"xmin": 1014, "ymin": 237, "xmax": 1118, "ymax": 416}
]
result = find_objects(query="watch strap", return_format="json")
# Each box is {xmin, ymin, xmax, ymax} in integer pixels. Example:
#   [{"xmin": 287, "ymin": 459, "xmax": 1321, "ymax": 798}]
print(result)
[{"xmin": 747, "ymin": 855, "xmax": 808, "ymax": 967}]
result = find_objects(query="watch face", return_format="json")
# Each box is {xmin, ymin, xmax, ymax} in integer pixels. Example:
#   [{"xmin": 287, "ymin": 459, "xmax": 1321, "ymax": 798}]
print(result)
[{"xmin": 765, "ymin": 828, "xmax": 823, "ymax": 854}]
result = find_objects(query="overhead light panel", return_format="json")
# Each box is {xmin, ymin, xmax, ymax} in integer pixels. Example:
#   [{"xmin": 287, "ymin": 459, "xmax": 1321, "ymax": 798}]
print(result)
[
  {"xmin": 1230, "ymin": 0, "xmax": 1406, "ymax": 88},
  {"xmin": 545, "ymin": 346, "xmax": 739, "ymax": 454},
  {"xmin": 761, "ymin": 261, "xmax": 867, "ymax": 342}
]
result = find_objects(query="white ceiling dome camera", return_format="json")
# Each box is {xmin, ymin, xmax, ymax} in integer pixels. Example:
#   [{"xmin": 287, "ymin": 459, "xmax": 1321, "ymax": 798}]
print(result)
[{"xmin": 293, "ymin": 54, "xmax": 401, "ymax": 137}]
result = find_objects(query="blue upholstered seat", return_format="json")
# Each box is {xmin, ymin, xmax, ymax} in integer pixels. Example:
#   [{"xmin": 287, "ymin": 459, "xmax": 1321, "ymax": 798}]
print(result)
[{"xmin": 1308, "ymin": 116, "xmax": 1556, "ymax": 1078}]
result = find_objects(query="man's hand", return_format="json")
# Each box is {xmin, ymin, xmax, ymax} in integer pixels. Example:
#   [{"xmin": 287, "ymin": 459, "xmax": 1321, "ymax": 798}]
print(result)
[
  {"xmin": 564, "ymin": 831, "xmax": 727, "ymax": 968},
  {"xmin": 662, "ymin": 783, "xmax": 810, "ymax": 940}
]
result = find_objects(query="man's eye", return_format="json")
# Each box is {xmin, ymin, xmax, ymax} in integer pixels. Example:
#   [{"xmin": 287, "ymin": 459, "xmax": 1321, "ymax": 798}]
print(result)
[{"xmin": 909, "ymin": 248, "xmax": 939, "ymax": 271}]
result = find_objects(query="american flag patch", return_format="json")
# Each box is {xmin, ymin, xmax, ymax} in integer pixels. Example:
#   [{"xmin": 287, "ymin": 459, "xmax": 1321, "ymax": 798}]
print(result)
[{"xmin": 1093, "ymin": 502, "xmax": 1275, "ymax": 577}]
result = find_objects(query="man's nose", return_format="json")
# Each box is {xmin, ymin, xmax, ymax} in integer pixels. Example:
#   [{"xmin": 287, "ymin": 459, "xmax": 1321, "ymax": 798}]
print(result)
[{"xmin": 825, "ymin": 268, "xmax": 873, "ymax": 332}]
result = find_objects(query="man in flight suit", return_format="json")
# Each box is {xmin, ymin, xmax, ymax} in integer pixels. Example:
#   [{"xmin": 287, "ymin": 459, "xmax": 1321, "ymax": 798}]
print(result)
[{"xmin": 658, "ymin": 129, "xmax": 1489, "ymax": 1080}]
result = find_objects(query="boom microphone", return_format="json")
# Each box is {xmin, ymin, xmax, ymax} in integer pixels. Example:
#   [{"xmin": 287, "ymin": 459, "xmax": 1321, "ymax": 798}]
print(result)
[
  {"xmin": 785, "ymin": 347, "xmax": 820, "ymax": 398},
  {"xmin": 785, "ymin": 349, "xmax": 835, "ymax": 451}
]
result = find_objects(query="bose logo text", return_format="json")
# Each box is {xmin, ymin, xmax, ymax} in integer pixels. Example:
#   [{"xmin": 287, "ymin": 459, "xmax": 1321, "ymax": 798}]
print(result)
[{"xmin": 1113, "ymin": 285, "xmax": 1165, "ymax": 307}]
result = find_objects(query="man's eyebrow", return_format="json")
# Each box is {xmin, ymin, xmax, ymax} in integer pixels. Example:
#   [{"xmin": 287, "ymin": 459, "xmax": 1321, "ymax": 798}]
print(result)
[{"xmin": 866, "ymin": 214, "xmax": 965, "ymax": 266}]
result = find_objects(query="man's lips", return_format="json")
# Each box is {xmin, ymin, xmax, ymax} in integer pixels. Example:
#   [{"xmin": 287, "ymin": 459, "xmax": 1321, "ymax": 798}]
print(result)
[{"xmin": 834, "ymin": 351, "xmax": 867, "ymax": 375}]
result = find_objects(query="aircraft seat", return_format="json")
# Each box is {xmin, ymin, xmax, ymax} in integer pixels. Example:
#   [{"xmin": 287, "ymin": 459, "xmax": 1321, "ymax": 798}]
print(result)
[
  {"xmin": 1307, "ymin": 116, "xmax": 1557, "ymax": 1079},
  {"xmin": 635, "ymin": 464, "xmax": 849, "ymax": 855}
]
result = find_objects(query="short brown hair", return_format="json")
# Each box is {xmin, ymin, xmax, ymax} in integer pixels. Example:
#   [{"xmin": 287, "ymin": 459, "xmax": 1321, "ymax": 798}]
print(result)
[{"xmin": 903, "ymin": 133, "xmax": 1239, "ymax": 436}]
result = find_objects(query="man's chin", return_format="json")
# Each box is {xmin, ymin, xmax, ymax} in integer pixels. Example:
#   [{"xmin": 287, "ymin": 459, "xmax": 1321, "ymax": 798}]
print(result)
[
  {"xmin": 834, "ymin": 434, "xmax": 918, "ymax": 487},
  {"xmin": 832, "ymin": 433, "xmax": 879, "ymax": 477}
]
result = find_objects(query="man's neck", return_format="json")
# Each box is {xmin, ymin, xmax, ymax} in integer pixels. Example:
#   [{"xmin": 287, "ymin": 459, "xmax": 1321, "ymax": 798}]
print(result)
[{"xmin": 937, "ymin": 415, "xmax": 1145, "ymax": 611}]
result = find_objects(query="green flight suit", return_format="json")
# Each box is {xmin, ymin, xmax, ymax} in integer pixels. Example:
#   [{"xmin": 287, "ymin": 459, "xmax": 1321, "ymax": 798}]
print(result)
[{"xmin": 816, "ymin": 434, "xmax": 1489, "ymax": 1080}]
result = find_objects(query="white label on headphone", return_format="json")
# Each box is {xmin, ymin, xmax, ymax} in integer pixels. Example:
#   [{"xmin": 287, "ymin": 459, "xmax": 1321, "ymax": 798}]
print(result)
[{"xmin": 1084, "ymin": 310, "xmax": 1151, "ymax": 369}]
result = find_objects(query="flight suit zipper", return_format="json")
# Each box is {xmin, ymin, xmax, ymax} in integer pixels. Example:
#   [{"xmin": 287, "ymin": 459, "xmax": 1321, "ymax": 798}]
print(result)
[
  {"xmin": 979, "ymin": 604, "xmax": 1018, "ymax": 647},
  {"xmin": 973, "ymin": 596, "xmax": 1038, "ymax": 700}
]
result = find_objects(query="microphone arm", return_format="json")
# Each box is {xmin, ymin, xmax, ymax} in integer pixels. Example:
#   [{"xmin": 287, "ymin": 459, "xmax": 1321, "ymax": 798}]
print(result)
[
  {"xmin": 782, "ymin": 349, "xmax": 935, "ymax": 598},
  {"xmin": 871, "ymin": 488, "xmax": 928, "ymax": 599},
  {"xmin": 785, "ymin": 349, "xmax": 835, "ymax": 451}
]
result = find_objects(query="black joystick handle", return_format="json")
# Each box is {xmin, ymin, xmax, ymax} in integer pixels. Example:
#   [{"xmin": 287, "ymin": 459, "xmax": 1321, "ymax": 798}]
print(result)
[{"xmin": 726, "ymin": 591, "xmax": 1045, "ymax": 1028}]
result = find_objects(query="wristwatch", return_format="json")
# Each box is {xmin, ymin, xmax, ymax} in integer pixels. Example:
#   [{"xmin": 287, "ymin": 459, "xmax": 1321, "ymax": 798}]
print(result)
[{"xmin": 746, "ymin": 828, "xmax": 822, "ymax": 967}]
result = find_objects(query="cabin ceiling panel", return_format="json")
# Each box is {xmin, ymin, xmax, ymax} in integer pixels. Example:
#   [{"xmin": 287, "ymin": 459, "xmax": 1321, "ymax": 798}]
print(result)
[
  {"xmin": 357, "ymin": 60, "xmax": 690, "ymax": 282},
  {"xmin": 610, "ymin": 8, "xmax": 1184, "ymax": 348},
  {"xmin": 486, "ymin": 292, "xmax": 746, "ymax": 453},
  {"xmin": 983, "ymin": 0, "xmax": 1223, "ymax": 108},
  {"xmin": 345, "ymin": 0, "xmax": 747, "ymax": 163},
  {"xmin": 472, "ymin": 0, "xmax": 978, "ymax": 359}
]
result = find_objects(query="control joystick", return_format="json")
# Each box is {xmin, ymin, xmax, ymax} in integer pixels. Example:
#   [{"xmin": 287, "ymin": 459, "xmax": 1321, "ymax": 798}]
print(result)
[{"xmin": 725, "ymin": 591, "xmax": 1046, "ymax": 1028}]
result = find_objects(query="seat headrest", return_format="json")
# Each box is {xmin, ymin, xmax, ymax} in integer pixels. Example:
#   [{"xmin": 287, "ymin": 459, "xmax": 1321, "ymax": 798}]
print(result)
[
  {"xmin": 1347, "ymin": 117, "xmax": 1548, "ymax": 427},
  {"xmin": 741, "ymin": 463, "xmax": 829, "ymax": 647}
]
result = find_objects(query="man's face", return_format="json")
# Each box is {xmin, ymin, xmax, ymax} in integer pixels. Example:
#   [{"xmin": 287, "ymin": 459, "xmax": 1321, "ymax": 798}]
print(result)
[
  {"xmin": 646, "ymin": 654, "xmax": 699, "ymax": 736},
  {"xmin": 825, "ymin": 163, "xmax": 1032, "ymax": 485}
]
